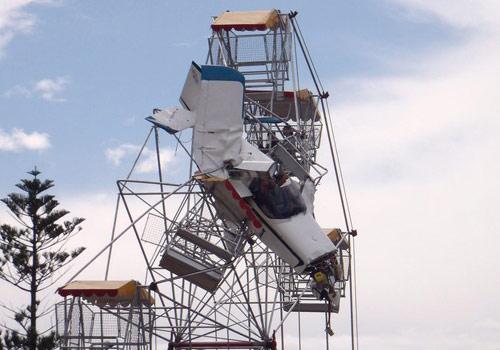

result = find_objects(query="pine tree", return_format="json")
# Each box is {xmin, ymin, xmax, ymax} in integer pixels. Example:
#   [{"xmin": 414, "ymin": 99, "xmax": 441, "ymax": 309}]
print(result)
[{"xmin": 0, "ymin": 169, "xmax": 85, "ymax": 350}]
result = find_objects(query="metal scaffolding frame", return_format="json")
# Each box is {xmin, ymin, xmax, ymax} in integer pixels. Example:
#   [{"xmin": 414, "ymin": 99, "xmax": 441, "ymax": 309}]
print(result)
[{"xmin": 55, "ymin": 10, "xmax": 358, "ymax": 350}]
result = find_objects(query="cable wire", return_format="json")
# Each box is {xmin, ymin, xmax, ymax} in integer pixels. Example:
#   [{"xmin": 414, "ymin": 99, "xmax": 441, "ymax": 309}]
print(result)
[{"xmin": 291, "ymin": 14, "xmax": 359, "ymax": 350}]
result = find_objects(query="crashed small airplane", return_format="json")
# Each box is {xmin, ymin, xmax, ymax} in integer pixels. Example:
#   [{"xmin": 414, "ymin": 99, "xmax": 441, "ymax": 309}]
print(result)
[{"xmin": 147, "ymin": 62, "xmax": 343, "ymax": 306}]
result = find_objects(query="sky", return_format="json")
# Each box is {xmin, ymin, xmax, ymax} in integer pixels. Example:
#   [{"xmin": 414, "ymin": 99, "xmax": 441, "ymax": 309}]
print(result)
[{"xmin": 1, "ymin": 1, "xmax": 500, "ymax": 349}]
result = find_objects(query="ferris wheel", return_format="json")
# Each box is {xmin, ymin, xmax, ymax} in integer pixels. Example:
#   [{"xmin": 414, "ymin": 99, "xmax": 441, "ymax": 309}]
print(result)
[{"xmin": 54, "ymin": 9, "xmax": 358, "ymax": 350}]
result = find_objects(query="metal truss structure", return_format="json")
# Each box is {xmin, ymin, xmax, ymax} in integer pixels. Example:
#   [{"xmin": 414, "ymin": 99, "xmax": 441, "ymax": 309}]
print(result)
[{"xmin": 55, "ymin": 10, "xmax": 358, "ymax": 350}]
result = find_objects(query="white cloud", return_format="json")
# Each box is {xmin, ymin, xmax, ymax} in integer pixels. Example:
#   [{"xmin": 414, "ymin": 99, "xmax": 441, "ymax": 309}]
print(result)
[
  {"xmin": 0, "ymin": 128, "xmax": 50, "ymax": 151},
  {"xmin": 329, "ymin": 1, "xmax": 500, "ymax": 188},
  {"xmin": 58, "ymin": 191, "xmax": 148, "ymax": 281},
  {"xmin": 33, "ymin": 76, "xmax": 69, "ymax": 102},
  {"xmin": 105, "ymin": 143, "xmax": 175, "ymax": 174},
  {"xmin": 0, "ymin": 0, "xmax": 46, "ymax": 57},
  {"xmin": 0, "ymin": 30, "xmax": 14, "ymax": 54},
  {"xmin": 311, "ymin": 1, "xmax": 500, "ymax": 348},
  {"xmin": 392, "ymin": 0, "xmax": 500, "ymax": 31},
  {"xmin": 3, "ymin": 76, "xmax": 70, "ymax": 101},
  {"xmin": 105, "ymin": 143, "xmax": 138, "ymax": 166},
  {"xmin": 3, "ymin": 84, "xmax": 31, "ymax": 98}
]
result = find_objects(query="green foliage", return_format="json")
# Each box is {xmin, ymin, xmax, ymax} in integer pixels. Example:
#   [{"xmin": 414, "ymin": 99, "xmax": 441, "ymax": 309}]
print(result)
[{"xmin": 0, "ymin": 169, "xmax": 85, "ymax": 349}]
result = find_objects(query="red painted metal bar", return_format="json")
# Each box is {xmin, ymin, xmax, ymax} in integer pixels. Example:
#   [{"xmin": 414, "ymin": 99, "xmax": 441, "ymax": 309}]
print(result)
[{"xmin": 170, "ymin": 341, "xmax": 269, "ymax": 349}]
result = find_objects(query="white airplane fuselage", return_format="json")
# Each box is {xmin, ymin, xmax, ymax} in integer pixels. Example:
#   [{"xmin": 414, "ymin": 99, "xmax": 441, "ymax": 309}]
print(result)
[{"xmin": 147, "ymin": 62, "xmax": 337, "ymax": 277}]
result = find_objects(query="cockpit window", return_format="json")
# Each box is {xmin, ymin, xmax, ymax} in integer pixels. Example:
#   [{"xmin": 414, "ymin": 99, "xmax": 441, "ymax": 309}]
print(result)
[{"xmin": 249, "ymin": 176, "xmax": 306, "ymax": 219}]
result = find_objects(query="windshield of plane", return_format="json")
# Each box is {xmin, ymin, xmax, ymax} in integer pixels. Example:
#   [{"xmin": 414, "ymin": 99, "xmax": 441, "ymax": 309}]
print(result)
[{"xmin": 249, "ymin": 176, "xmax": 306, "ymax": 219}]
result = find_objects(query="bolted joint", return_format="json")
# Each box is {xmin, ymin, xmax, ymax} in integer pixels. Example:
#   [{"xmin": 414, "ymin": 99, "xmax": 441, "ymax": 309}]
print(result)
[{"xmin": 149, "ymin": 281, "xmax": 159, "ymax": 292}]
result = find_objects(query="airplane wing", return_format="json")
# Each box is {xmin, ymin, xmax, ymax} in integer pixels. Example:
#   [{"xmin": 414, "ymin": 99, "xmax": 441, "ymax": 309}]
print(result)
[{"xmin": 146, "ymin": 107, "xmax": 196, "ymax": 134}]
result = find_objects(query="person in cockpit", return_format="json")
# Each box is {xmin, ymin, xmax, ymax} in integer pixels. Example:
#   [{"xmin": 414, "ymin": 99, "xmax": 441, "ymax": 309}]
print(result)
[{"xmin": 249, "ymin": 173, "xmax": 306, "ymax": 220}]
